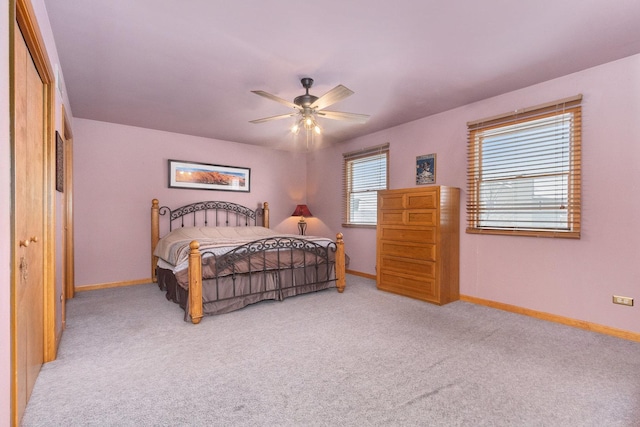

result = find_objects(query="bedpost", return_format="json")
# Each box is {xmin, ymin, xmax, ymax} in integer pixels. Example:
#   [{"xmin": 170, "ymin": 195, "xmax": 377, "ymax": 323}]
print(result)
[
  {"xmin": 151, "ymin": 199, "xmax": 160, "ymax": 283},
  {"xmin": 336, "ymin": 233, "xmax": 346, "ymax": 293},
  {"xmin": 263, "ymin": 201, "xmax": 270, "ymax": 228},
  {"xmin": 188, "ymin": 241, "xmax": 204, "ymax": 324}
]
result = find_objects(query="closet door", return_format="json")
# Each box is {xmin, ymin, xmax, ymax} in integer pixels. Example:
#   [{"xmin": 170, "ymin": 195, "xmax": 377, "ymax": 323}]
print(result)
[{"xmin": 13, "ymin": 21, "xmax": 46, "ymax": 423}]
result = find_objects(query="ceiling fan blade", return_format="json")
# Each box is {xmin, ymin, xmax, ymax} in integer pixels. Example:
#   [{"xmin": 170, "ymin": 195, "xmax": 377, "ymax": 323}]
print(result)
[
  {"xmin": 317, "ymin": 110, "xmax": 370, "ymax": 124},
  {"xmin": 249, "ymin": 112, "xmax": 297, "ymax": 124},
  {"xmin": 310, "ymin": 85, "xmax": 354, "ymax": 110},
  {"xmin": 251, "ymin": 90, "xmax": 300, "ymax": 110}
]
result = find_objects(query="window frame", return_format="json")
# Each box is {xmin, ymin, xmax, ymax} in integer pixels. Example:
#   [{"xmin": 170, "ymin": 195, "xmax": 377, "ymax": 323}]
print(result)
[
  {"xmin": 466, "ymin": 96, "xmax": 582, "ymax": 239},
  {"xmin": 342, "ymin": 143, "xmax": 389, "ymax": 228}
]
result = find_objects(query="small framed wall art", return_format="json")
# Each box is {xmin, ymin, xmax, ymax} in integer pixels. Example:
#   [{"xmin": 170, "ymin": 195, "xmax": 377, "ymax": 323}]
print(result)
[
  {"xmin": 55, "ymin": 131, "xmax": 64, "ymax": 192},
  {"xmin": 416, "ymin": 153, "xmax": 436, "ymax": 185},
  {"xmin": 168, "ymin": 159, "xmax": 250, "ymax": 192}
]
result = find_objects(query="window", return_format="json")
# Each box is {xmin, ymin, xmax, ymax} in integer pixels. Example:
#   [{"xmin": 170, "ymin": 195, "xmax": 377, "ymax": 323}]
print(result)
[
  {"xmin": 467, "ymin": 95, "xmax": 582, "ymax": 238},
  {"xmin": 342, "ymin": 143, "xmax": 389, "ymax": 226}
]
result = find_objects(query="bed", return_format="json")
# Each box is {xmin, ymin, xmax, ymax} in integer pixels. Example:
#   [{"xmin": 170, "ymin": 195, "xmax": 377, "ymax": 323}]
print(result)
[{"xmin": 151, "ymin": 199, "xmax": 346, "ymax": 323}]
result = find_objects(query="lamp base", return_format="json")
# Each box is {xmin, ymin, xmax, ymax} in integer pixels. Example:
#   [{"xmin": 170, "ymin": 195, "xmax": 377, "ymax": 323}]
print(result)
[{"xmin": 298, "ymin": 219, "xmax": 307, "ymax": 236}]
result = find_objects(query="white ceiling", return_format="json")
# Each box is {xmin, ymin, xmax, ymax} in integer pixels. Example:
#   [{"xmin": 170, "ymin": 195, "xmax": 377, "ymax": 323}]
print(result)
[{"xmin": 44, "ymin": 0, "xmax": 640, "ymax": 150}]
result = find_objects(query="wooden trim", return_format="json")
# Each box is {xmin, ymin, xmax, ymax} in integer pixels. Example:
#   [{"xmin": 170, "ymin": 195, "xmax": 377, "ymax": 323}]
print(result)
[
  {"xmin": 9, "ymin": 6, "xmax": 17, "ymax": 423},
  {"xmin": 43, "ymin": 66, "xmax": 57, "ymax": 367},
  {"xmin": 43, "ymin": 79, "xmax": 57, "ymax": 363},
  {"xmin": 460, "ymin": 295, "xmax": 640, "ymax": 343},
  {"xmin": 75, "ymin": 279, "xmax": 153, "ymax": 293},
  {"xmin": 346, "ymin": 269, "xmax": 376, "ymax": 280},
  {"xmin": 15, "ymin": 0, "xmax": 54, "ymax": 85},
  {"xmin": 467, "ymin": 94, "xmax": 583, "ymax": 127},
  {"xmin": 465, "ymin": 228, "xmax": 581, "ymax": 239},
  {"xmin": 342, "ymin": 142, "xmax": 390, "ymax": 160},
  {"xmin": 62, "ymin": 105, "xmax": 74, "ymax": 301}
]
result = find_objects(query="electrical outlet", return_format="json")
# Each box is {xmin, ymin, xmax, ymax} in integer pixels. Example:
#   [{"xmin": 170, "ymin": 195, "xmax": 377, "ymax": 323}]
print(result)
[{"xmin": 612, "ymin": 295, "xmax": 634, "ymax": 306}]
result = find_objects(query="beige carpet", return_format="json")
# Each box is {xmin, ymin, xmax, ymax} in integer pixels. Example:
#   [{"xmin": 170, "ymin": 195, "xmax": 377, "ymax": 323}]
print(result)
[{"xmin": 22, "ymin": 275, "xmax": 640, "ymax": 426}]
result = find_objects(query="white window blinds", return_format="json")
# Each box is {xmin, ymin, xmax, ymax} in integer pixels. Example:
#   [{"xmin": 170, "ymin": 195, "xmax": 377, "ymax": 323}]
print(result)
[
  {"xmin": 467, "ymin": 95, "xmax": 582, "ymax": 238},
  {"xmin": 342, "ymin": 143, "xmax": 389, "ymax": 226}
]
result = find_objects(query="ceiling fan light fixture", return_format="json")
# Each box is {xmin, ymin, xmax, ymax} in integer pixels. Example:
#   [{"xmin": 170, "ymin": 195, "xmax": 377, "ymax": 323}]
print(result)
[{"xmin": 251, "ymin": 77, "xmax": 369, "ymax": 144}]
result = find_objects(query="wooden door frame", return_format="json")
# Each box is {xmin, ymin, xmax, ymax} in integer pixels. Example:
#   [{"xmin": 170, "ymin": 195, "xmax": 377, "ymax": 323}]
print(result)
[
  {"xmin": 10, "ymin": 0, "xmax": 57, "ymax": 423},
  {"xmin": 62, "ymin": 105, "xmax": 74, "ymax": 303}
]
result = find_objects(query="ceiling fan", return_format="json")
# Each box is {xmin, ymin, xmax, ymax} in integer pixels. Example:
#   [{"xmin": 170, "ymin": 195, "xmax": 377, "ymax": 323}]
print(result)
[{"xmin": 249, "ymin": 78, "xmax": 369, "ymax": 135}]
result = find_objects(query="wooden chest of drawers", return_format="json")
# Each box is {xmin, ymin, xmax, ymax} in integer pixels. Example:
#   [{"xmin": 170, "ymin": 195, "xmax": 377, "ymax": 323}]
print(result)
[{"xmin": 376, "ymin": 186, "xmax": 460, "ymax": 305}]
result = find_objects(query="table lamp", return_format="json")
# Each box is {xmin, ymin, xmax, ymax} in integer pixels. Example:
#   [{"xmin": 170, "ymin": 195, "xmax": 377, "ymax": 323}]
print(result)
[{"xmin": 291, "ymin": 204, "xmax": 312, "ymax": 235}]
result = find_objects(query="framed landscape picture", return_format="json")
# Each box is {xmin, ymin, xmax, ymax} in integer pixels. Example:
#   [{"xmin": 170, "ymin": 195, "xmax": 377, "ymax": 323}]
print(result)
[
  {"xmin": 416, "ymin": 153, "xmax": 436, "ymax": 185},
  {"xmin": 168, "ymin": 159, "xmax": 250, "ymax": 192}
]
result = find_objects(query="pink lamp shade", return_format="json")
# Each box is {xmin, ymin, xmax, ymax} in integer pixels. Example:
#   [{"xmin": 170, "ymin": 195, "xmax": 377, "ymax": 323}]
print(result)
[{"xmin": 291, "ymin": 204, "xmax": 313, "ymax": 218}]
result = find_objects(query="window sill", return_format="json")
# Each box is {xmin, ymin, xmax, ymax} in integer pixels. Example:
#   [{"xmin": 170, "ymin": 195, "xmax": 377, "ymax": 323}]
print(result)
[
  {"xmin": 342, "ymin": 223, "xmax": 376, "ymax": 229},
  {"xmin": 466, "ymin": 227, "xmax": 580, "ymax": 239}
]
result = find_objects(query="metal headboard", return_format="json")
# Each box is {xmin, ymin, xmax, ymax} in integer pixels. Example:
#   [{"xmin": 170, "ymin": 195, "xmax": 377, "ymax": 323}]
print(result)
[{"xmin": 159, "ymin": 201, "xmax": 265, "ymax": 231}]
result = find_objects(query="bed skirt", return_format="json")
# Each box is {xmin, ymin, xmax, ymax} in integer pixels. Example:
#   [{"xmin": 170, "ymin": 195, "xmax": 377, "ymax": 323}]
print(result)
[{"xmin": 157, "ymin": 266, "xmax": 336, "ymax": 321}]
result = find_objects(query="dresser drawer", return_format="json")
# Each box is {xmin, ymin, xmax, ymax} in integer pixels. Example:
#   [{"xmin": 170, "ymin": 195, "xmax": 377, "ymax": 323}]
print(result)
[
  {"xmin": 406, "ymin": 192, "xmax": 437, "ymax": 209},
  {"xmin": 379, "ymin": 255, "xmax": 436, "ymax": 278},
  {"xmin": 378, "ymin": 209, "xmax": 405, "ymax": 224},
  {"xmin": 379, "ymin": 241, "xmax": 436, "ymax": 261},
  {"xmin": 378, "ymin": 209, "xmax": 437, "ymax": 226},
  {"xmin": 377, "ymin": 226, "xmax": 436, "ymax": 243},
  {"xmin": 379, "ymin": 190, "xmax": 438, "ymax": 210},
  {"xmin": 406, "ymin": 209, "xmax": 437, "ymax": 226},
  {"xmin": 378, "ymin": 193, "xmax": 405, "ymax": 210},
  {"xmin": 377, "ymin": 271, "xmax": 438, "ymax": 302}
]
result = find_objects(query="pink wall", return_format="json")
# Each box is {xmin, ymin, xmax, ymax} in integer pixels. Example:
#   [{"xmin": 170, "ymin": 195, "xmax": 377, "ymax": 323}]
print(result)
[
  {"xmin": 72, "ymin": 119, "xmax": 311, "ymax": 287},
  {"xmin": 308, "ymin": 54, "xmax": 640, "ymax": 334}
]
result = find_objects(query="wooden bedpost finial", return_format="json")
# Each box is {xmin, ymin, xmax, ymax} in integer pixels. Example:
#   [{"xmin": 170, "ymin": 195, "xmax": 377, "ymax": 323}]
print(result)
[
  {"xmin": 189, "ymin": 240, "xmax": 200, "ymax": 251},
  {"xmin": 335, "ymin": 233, "xmax": 345, "ymax": 293},
  {"xmin": 151, "ymin": 199, "xmax": 160, "ymax": 283},
  {"xmin": 263, "ymin": 202, "xmax": 270, "ymax": 229}
]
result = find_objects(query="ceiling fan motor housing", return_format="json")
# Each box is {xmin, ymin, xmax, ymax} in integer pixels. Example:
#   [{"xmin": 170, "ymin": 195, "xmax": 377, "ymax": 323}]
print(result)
[
  {"xmin": 294, "ymin": 94, "xmax": 318, "ymax": 108},
  {"xmin": 294, "ymin": 77, "xmax": 318, "ymax": 107}
]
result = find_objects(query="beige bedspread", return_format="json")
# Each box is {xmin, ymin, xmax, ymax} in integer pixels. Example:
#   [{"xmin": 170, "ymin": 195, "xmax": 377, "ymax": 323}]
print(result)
[{"xmin": 154, "ymin": 226, "xmax": 334, "ymax": 271}]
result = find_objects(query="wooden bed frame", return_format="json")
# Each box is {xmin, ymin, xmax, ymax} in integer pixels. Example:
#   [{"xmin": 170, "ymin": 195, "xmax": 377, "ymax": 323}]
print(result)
[{"xmin": 151, "ymin": 199, "xmax": 346, "ymax": 323}]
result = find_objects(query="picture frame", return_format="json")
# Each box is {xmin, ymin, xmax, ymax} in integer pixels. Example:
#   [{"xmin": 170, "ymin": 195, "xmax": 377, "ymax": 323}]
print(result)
[
  {"xmin": 416, "ymin": 153, "xmax": 436, "ymax": 185},
  {"xmin": 55, "ymin": 131, "xmax": 64, "ymax": 192},
  {"xmin": 168, "ymin": 159, "xmax": 250, "ymax": 192}
]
